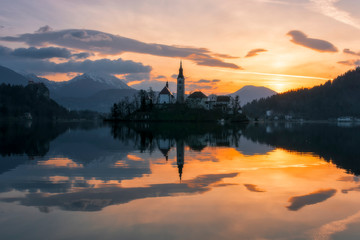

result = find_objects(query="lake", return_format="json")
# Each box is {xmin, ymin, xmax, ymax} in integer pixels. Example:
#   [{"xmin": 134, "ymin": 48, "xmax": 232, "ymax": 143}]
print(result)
[{"xmin": 1, "ymin": 121, "xmax": 360, "ymax": 240}]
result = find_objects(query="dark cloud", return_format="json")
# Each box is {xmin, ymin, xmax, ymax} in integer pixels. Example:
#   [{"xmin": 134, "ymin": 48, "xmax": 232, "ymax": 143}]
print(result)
[
  {"xmin": 72, "ymin": 52, "xmax": 94, "ymax": 59},
  {"xmin": 197, "ymin": 79, "xmax": 211, "ymax": 83},
  {"xmin": 194, "ymin": 79, "xmax": 221, "ymax": 85},
  {"xmin": 154, "ymin": 75, "xmax": 166, "ymax": 80},
  {"xmin": 0, "ymin": 56, "xmax": 151, "ymax": 75},
  {"xmin": 36, "ymin": 25, "xmax": 53, "ymax": 33},
  {"xmin": 12, "ymin": 47, "xmax": 72, "ymax": 59},
  {"xmin": 287, "ymin": 30, "xmax": 338, "ymax": 52},
  {"xmin": 343, "ymin": 48, "xmax": 360, "ymax": 56},
  {"xmin": 244, "ymin": 184, "xmax": 266, "ymax": 192},
  {"xmin": 337, "ymin": 59, "xmax": 360, "ymax": 66},
  {"xmin": 124, "ymin": 72, "xmax": 151, "ymax": 82},
  {"xmin": 171, "ymin": 74, "xmax": 178, "ymax": 79},
  {"xmin": 0, "ymin": 45, "xmax": 94, "ymax": 60},
  {"xmin": 245, "ymin": 48, "xmax": 267, "ymax": 57},
  {"xmin": 1, "ymin": 28, "xmax": 241, "ymax": 69},
  {"xmin": 287, "ymin": 189, "xmax": 336, "ymax": 211}
]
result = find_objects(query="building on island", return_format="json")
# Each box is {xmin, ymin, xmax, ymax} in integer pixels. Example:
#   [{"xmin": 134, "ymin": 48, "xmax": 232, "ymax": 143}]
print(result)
[
  {"xmin": 158, "ymin": 81, "xmax": 175, "ymax": 104},
  {"xmin": 155, "ymin": 62, "xmax": 240, "ymax": 113},
  {"xmin": 186, "ymin": 91, "xmax": 208, "ymax": 109}
]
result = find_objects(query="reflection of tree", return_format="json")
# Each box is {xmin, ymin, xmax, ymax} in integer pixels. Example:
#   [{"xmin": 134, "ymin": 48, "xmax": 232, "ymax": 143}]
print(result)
[{"xmin": 243, "ymin": 123, "xmax": 360, "ymax": 175}]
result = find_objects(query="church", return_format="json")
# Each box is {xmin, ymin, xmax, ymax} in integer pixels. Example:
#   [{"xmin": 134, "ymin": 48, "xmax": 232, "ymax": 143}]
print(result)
[
  {"xmin": 157, "ymin": 61, "xmax": 185, "ymax": 104},
  {"xmin": 157, "ymin": 61, "xmax": 235, "ymax": 113}
]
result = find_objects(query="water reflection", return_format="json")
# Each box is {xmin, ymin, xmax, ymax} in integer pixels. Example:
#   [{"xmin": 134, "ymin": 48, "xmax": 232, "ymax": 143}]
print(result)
[{"xmin": 1, "ymin": 122, "xmax": 360, "ymax": 239}]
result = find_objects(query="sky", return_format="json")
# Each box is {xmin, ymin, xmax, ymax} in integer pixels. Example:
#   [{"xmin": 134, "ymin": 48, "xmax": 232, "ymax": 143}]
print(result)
[{"xmin": 1, "ymin": 0, "xmax": 360, "ymax": 94}]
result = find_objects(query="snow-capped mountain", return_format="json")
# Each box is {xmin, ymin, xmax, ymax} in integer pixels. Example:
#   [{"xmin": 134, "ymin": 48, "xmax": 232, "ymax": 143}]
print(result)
[
  {"xmin": 229, "ymin": 85, "xmax": 277, "ymax": 106},
  {"xmin": 69, "ymin": 72, "xmax": 131, "ymax": 90}
]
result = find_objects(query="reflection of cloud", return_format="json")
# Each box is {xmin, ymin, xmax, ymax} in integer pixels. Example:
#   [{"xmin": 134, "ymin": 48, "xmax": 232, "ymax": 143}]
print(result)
[
  {"xmin": 245, "ymin": 48, "xmax": 267, "ymax": 58},
  {"xmin": 342, "ymin": 185, "xmax": 360, "ymax": 194},
  {"xmin": 244, "ymin": 184, "xmax": 266, "ymax": 192},
  {"xmin": 1, "ymin": 173, "xmax": 239, "ymax": 212},
  {"xmin": 312, "ymin": 210, "xmax": 360, "ymax": 240},
  {"xmin": 287, "ymin": 30, "xmax": 337, "ymax": 52},
  {"xmin": 310, "ymin": 0, "xmax": 360, "ymax": 30},
  {"xmin": 287, "ymin": 189, "xmax": 336, "ymax": 211},
  {"xmin": 1, "ymin": 28, "xmax": 241, "ymax": 69}
]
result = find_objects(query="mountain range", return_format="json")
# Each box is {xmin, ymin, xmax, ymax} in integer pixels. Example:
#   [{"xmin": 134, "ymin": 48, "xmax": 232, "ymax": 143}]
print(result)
[{"xmin": 0, "ymin": 65, "xmax": 277, "ymax": 113}]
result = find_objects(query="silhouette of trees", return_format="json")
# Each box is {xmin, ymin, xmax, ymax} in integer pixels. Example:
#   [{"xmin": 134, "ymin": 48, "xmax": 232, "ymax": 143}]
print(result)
[{"xmin": 243, "ymin": 67, "xmax": 360, "ymax": 119}]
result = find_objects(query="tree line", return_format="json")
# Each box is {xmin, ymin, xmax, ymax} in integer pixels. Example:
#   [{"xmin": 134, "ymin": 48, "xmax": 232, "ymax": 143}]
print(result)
[{"xmin": 243, "ymin": 67, "xmax": 360, "ymax": 120}]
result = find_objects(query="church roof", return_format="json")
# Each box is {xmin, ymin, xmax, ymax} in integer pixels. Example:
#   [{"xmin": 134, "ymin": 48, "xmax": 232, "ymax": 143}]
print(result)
[
  {"xmin": 188, "ymin": 91, "xmax": 207, "ymax": 99},
  {"xmin": 159, "ymin": 86, "xmax": 173, "ymax": 95}
]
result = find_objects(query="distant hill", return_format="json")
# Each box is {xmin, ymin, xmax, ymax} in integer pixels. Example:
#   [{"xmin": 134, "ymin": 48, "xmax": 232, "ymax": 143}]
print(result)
[
  {"xmin": 0, "ymin": 82, "xmax": 69, "ymax": 120},
  {"xmin": 229, "ymin": 85, "xmax": 277, "ymax": 106},
  {"xmin": 243, "ymin": 68, "xmax": 360, "ymax": 120},
  {"xmin": 0, "ymin": 65, "xmax": 28, "ymax": 86}
]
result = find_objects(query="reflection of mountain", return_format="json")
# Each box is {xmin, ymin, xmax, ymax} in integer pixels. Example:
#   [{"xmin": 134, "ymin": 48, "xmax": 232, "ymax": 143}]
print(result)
[
  {"xmin": 1, "ymin": 173, "xmax": 238, "ymax": 212},
  {"xmin": 243, "ymin": 123, "xmax": 360, "ymax": 175}
]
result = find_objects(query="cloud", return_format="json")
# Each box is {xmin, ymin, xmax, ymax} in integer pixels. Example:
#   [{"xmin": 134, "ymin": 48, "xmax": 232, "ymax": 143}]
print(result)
[
  {"xmin": 171, "ymin": 74, "xmax": 178, "ymax": 79},
  {"xmin": 0, "ymin": 56, "xmax": 151, "ymax": 75},
  {"xmin": 287, "ymin": 30, "xmax": 338, "ymax": 52},
  {"xmin": 337, "ymin": 59, "xmax": 360, "ymax": 66},
  {"xmin": 194, "ymin": 79, "xmax": 221, "ymax": 84},
  {"xmin": 124, "ymin": 72, "xmax": 151, "ymax": 82},
  {"xmin": 245, "ymin": 48, "xmax": 267, "ymax": 57},
  {"xmin": 12, "ymin": 46, "xmax": 72, "ymax": 59},
  {"xmin": 1, "ymin": 28, "xmax": 241, "ymax": 69},
  {"xmin": 154, "ymin": 75, "xmax": 166, "ymax": 80},
  {"xmin": 72, "ymin": 52, "xmax": 94, "ymax": 59},
  {"xmin": 343, "ymin": 48, "xmax": 360, "ymax": 56},
  {"xmin": 0, "ymin": 45, "xmax": 93, "ymax": 60},
  {"xmin": 310, "ymin": 0, "xmax": 360, "ymax": 30},
  {"xmin": 287, "ymin": 189, "xmax": 336, "ymax": 211},
  {"xmin": 36, "ymin": 25, "xmax": 53, "ymax": 33},
  {"xmin": 244, "ymin": 184, "xmax": 266, "ymax": 192}
]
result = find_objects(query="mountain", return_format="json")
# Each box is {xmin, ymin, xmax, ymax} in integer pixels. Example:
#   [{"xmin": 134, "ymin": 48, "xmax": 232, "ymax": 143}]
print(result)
[
  {"xmin": 0, "ymin": 65, "xmax": 28, "ymax": 86},
  {"xmin": 243, "ymin": 67, "xmax": 360, "ymax": 120},
  {"xmin": 53, "ymin": 72, "xmax": 132, "ymax": 98},
  {"xmin": 229, "ymin": 85, "xmax": 277, "ymax": 106}
]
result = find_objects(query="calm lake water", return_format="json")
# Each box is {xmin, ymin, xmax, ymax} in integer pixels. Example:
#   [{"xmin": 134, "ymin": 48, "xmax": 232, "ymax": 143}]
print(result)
[{"xmin": 1, "ymin": 121, "xmax": 360, "ymax": 240}]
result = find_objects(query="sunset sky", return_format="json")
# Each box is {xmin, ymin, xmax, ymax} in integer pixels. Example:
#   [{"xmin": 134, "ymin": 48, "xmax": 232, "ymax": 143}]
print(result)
[{"xmin": 1, "ymin": 0, "xmax": 360, "ymax": 93}]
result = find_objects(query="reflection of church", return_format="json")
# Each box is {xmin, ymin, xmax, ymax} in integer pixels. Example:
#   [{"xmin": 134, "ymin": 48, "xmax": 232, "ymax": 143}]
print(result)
[{"xmin": 157, "ymin": 138, "xmax": 185, "ymax": 182}]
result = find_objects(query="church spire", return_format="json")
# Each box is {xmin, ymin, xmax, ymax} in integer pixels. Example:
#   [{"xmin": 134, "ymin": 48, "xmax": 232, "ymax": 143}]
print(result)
[{"xmin": 178, "ymin": 60, "xmax": 184, "ymax": 78}]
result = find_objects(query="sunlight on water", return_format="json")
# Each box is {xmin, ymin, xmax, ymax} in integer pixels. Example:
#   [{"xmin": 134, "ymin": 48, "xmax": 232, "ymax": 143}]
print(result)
[{"xmin": 1, "ymin": 122, "xmax": 360, "ymax": 240}]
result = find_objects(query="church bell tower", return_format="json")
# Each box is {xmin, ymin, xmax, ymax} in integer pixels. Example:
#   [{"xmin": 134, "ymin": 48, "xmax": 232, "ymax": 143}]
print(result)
[{"xmin": 176, "ymin": 61, "xmax": 185, "ymax": 103}]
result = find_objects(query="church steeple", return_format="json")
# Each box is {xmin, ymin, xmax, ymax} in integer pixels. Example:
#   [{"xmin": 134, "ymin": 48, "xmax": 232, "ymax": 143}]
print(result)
[
  {"xmin": 178, "ymin": 60, "xmax": 184, "ymax": 78},
  {"xmin": 176, "ymin": 61, "xmax": 185, "ymax": 103}
]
